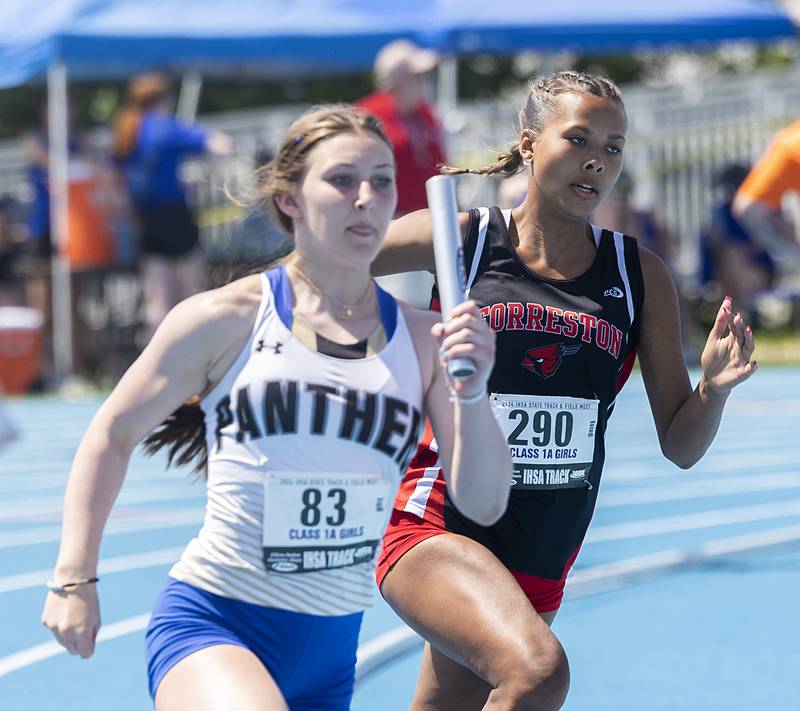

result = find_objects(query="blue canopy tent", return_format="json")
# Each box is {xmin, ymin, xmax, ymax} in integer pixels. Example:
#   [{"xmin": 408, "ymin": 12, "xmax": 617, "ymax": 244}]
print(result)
[
  {"xmin": 426, "ymin": 0, "xmax": 798, "ymax": 53},
  {"xmin": 0, "ymin": 0, "xmax": 795, "ymax": 378},
  {"xmin": 0, "ymin": 0, "xmax": 431, "ymax": 87},
  {"xmin": 1, "ymin": 0, "xmax": 796, "ymax": 86}
]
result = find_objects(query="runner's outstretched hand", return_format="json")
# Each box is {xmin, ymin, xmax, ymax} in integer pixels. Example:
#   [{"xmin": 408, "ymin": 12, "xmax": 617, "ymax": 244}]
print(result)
[{"xmin": 700, "ymin": 296, "xmax": 757, "ymax": 394}]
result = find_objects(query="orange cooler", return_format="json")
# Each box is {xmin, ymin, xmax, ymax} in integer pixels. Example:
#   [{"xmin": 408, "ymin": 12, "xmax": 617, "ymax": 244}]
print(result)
[
  {"xmin": 0, "ymin": 307, "xmax": 44, "ymax": 394},
  {"xmin": 66, "ymin": 160, "xmax": 116, "ymax": 269}
]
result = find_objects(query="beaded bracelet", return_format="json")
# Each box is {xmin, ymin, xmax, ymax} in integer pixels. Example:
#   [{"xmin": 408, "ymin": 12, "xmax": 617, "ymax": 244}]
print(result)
[{"xmin": 46, "ymin": 577, "xmax": 100, "ymax": 593}]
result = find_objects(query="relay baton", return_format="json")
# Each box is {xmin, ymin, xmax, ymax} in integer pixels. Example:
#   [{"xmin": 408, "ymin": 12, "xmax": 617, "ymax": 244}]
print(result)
[{"xmin": 425, "ymin": 175, "xmax": 477, "ymax": 381}]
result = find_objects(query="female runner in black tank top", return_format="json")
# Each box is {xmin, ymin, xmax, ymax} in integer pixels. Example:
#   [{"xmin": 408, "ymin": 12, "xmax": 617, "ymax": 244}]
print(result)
[{"xmin": 372, "ymin": 71, "xmax": 757, "ymax": 711}]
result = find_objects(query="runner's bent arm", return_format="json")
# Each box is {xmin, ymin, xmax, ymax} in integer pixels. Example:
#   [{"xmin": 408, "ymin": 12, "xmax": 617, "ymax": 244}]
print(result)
[
  {"xmin": 55, "ymin": 299, "xmax": 219, "ymax": 576},
  {"xmin": 43, "ymin": 283, "xmax": 259, "ymax": 657},
  {"xmin": 371, "ymin": 209, "xmax": 471, "ymax": 276},
  {"xmin": 637, "ymin": 248, "xmax": 755, "ymax": 469},
  {"xmin": 405, "ymin": 302, "xmax": 511, "ymax": 526}
]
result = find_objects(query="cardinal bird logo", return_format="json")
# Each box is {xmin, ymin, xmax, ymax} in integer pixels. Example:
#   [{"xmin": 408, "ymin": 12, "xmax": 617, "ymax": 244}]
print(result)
[{"xmin": 521, "ymin": 343, "xmax": 581, "ymax": 379}]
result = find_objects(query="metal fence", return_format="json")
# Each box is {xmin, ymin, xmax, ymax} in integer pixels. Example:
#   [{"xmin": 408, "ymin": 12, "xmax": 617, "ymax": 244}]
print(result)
[
  {"xmin": 622, "ymin": 63, "xmax": 800, "ymax": 282},
  {"xmin": 2, "ymin": 63, "xmax": 800, "ymax": 285}
]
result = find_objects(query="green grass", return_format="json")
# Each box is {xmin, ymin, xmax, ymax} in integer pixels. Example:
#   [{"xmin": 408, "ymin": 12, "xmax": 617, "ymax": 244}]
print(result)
[{"xmin": 749, "ymin": 329, "xmax": 800, "ymax": 366}]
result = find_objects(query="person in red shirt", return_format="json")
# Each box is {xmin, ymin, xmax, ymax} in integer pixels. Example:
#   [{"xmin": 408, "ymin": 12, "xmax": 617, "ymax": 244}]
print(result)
[{"xmin": 358, "ymin": 40, "xmax": 447, "ymax": 216}]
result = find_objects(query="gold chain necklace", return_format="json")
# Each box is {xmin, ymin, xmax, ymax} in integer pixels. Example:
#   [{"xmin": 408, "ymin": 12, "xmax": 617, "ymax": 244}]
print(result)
[{"xmin": 288, "ymin": 262, "xmax": 374, "ymax": 320}]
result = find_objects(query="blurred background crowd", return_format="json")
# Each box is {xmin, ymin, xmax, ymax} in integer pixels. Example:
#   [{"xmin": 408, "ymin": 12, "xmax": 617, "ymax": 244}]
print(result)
[{"xmin": 1, "ymin": 0, "xmax": 800, "ymax": 400}]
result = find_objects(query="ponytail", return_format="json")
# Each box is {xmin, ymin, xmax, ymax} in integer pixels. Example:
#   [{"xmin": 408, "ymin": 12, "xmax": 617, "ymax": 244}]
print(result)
[
  {"xmin": 439, "ymin": 142, "xmax": 526, "ymax": 179},
  {"xmin": 112, "ymin": 72, "xmax": 170, "ymax": 160},
  {"xmin": 112, "ymin": 107, "xmax": 141, "ymax": 159},
  {"xmin": 142, "ymin": 397, "xmax": 207, "ymax": 476}
]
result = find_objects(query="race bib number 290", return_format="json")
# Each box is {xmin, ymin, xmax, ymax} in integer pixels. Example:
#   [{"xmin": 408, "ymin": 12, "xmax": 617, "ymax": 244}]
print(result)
[
  {"xmin": 262, "ymin": 472, "xmax": 391, "ymax": 574},
  {"xmin": 490, "ymin": 394, "xmax": 599, "ymax": 490}
]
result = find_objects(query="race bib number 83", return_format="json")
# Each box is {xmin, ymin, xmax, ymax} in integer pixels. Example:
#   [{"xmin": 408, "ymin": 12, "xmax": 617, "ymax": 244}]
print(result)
[
  {"xmin": 490, "ymin": 394, "xmax": 598, "ymax": 490},
  {"xmin": 262, "ymin": 471, "xmax": 391, "ymax": 574}
]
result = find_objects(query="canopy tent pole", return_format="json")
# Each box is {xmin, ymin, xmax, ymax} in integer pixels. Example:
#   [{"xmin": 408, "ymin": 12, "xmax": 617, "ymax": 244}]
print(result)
[
  {"xmin": 436, "ymin": 54, "xmax": 460, "ymax": 182},
  {"xmin": 176, "ymin": 70, "xmax": 203, "ymax": 122},
  {"xmin": 47, "ymin": 61, "xmax": 73, "ymax": 383},
  {"xmin": 436, "ymin": 54, "xmax": 459, "ymax": 130}
]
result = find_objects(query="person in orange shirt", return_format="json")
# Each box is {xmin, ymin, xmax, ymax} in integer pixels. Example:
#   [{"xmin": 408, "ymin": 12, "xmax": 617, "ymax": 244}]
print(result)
[{"xmin": 732, "ymin": 120, "xmax": 800, "ymax": 267}]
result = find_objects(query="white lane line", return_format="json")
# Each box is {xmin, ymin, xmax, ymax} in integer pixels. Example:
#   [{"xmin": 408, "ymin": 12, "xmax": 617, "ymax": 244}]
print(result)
[
  {"xmin": 0, "ymin": 488, "xmax": 204, "ymax": 521},
  {"xmin": 568, "ymin": 524, "xmax": 800, "ymax": 598},
  {"xmin": 597, "ymin": 473, "xmax": 800, "ymax": 507},
  {"xmin": 18, "ymin": 497, "xmax": 793, "ymax": 562},
  {"xmin": 355, "ymin": 626, "xmax": 423, "ymax": 681},
  {"xmin": 0, "ymin": 469, "xmax": 175, "ymax": 494},
  {"xmin": 606, "ymin": 431, "xmax": 795, "ymax": 457},
  {"xmin": 0, "ymin": 613, "xmax": 151, "ymax": 678},
  {"xmin": 726, "ymin": 399, "xmax": 800, "ymax": 415},
  {"xmin": 605, "ymin": 450, "xmax": 797, "ymax": 481},
  {"xmin": 3, "ymin": 526, "xmax": 800, "ymax": 679},
  {"xmin": 0, "ymin": 615, "xmax": 427, "ymax": 681},
  {"xmin": 588, "ymin": 500, "xmax": 800, "ymax": 543},
  {"xmin": 0, "ymin": 547, "xmax": 184, "ymax": 593},
  {"xmin": 0, "ymin": 510, "xmax": 202, "ymax": 550}
]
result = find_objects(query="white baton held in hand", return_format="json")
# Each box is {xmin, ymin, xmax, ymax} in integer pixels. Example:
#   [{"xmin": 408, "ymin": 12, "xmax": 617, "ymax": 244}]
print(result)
[{"xmin": 426, "ymin": 175, "xmax": 476, "ymax": 381}]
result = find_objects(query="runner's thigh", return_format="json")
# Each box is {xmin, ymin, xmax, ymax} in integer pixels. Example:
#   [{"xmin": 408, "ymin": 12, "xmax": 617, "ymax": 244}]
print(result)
[
  {"xmin": 381, "ymin": 533, "xmax": 567, "ymax": 707},
  {"xmin": 155, "ymin": 643, "xmax": 289, "ymax": 711}
]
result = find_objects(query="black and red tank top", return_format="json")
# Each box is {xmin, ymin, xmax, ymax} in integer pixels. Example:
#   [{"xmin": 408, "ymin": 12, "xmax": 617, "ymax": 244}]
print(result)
[{"xmin": 392, "ymin": 206, "xmax": 645, "ymax": 580}]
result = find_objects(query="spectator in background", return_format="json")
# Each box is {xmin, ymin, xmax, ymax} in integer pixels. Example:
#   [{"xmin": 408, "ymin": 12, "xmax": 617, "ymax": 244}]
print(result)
[
  {"xmin": 0, "ymin": 195, "xmax": 25, "ymax": 306},
  {"xmin": 22, "ymin": 130, "xmax": 53, "ymax": 261},
  {"xmin": 702, "ymin": 163, "xmax": 775, "ymax": 310},
  {"xmin": 21, "ymin": 103, "xmax": 83, "ymax": 261},
  {"xmin": 591, "ymin": 170, "xmax": 673, "ymax": 262},
  {"xmin": 20, "ymin": 107, "xmax": 85, "ymax": 374},
  {"xmin": 358, "ymin": 39, "xmax": 446, "ymax": 216},
  {"xmin": 592, "ymin": 171, "xmax": 703, "ymax": 352},
  {"xmin": 0, "ymin": 198, "xmax": 22, "ymax": 447},
  {"xmin": 732, "ymin": 119, "xmax": 800, "ymax": 268},
  {"xmin": 112, "ymin": 72, "xmax": 233, "ymax": 335}
]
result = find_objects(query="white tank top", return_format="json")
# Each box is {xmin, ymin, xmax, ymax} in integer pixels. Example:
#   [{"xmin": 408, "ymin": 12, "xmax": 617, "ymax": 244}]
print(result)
[{"xmin": 169, "ymin": 266, "xmax": 425, "ymax": 615}]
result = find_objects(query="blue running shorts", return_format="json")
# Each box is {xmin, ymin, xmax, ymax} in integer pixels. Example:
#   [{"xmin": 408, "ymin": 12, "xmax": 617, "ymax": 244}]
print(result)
[{"xmin": 145, "ymin": 577, "xmax": 363, "ymax": 710}]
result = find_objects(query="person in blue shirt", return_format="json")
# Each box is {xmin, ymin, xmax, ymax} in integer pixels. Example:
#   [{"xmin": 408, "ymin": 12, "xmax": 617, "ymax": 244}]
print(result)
[
  {"xmin": 112, "ymin": 72, "xmax": 232, "ymax": 334},
  {"xmin": 702, "ymin": 163, "xmax": 776, "ymax": 309},
  {"xmin": 21, "ymin": 102, "xmax": 82, "ymax": 261}
]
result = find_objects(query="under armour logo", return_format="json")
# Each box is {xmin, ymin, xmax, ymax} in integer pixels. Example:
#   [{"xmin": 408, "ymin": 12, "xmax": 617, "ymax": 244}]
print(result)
[
  {"xmin": 256, "ymin": 340, "xmax": 283, "ymax": 354},
  {"xmin": 604, "ymin": 286, "xmax": 624, "ymax": 298}
]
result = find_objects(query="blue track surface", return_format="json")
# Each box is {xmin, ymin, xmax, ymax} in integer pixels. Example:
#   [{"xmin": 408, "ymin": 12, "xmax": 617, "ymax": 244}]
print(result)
[{"xmin": 1, "ymin": 368, "xmax": 798, "ymax": 710}]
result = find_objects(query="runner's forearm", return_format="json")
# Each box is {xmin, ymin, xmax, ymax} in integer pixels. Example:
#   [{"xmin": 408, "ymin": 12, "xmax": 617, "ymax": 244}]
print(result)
[
  {"xmin": 448, "ymin": 399, "xmax": 511, "ymax": 526},
  {"xmin": 661, "ymin": 377, "xmax": 729, "ymax": 469},
  {"xmin": 54, "ymin": 428, "xmax": 132, "ymax": 579}
]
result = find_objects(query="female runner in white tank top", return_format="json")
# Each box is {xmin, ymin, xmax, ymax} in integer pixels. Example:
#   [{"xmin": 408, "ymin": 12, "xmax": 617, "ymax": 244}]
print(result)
[{"xmin": 41, "ymin": 105, "xmax": 512, "ymax": 711}]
